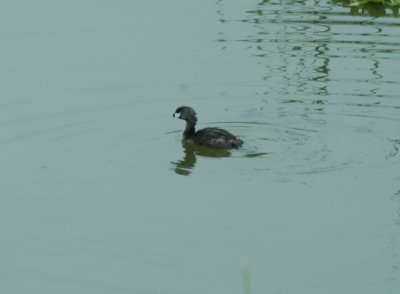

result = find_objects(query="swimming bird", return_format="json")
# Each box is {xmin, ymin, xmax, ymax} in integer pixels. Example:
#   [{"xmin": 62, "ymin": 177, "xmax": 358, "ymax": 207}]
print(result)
[{"xmin": 173, "ymin": 106, "xmax": 243, "ymax": 148}]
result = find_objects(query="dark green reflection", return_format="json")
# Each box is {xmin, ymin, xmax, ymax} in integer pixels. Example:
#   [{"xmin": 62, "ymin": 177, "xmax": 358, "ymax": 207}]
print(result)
[
  {"xmin": 333, "ymin": 0, "xmax": 399, "ymax": 17},
  {"xmin": 171, "ymin": 141, "xmax": 231, "ymax": 176}
]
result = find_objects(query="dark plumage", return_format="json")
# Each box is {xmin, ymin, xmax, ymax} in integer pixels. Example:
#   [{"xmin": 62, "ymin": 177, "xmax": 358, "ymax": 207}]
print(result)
[{"xmin": 173, "ymin": 106, "xmax": 243, "ymax": 148}]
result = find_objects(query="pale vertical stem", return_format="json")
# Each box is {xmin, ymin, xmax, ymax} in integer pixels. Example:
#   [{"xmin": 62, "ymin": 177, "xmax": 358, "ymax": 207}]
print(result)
[{"xmin": 242, "ymin": 259, "xmax": 251, "ymax": 294}]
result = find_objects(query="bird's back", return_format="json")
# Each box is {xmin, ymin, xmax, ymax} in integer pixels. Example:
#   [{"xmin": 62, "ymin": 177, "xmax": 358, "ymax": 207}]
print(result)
[{"xmin": 193, "ymin": 127, "xmax": 243, "ymax": 148}]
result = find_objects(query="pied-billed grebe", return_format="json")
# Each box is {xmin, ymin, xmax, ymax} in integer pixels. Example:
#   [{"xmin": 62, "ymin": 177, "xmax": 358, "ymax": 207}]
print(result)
[{"xmin": 173, "ymin": 106, "xmax": 243, "ymax": 148}]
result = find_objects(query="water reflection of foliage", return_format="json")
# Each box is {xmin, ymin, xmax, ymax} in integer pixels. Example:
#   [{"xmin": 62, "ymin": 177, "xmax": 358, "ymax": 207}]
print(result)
[
  {"xmin": 219, "ymin": 0, "xmax": 385, "ymax": 99},
  {"xmin": 171, "ymin": 142, "xmax": 231, "ymax": 176},
  {"xmin": 333, "ymin": 0, "xmax": 400, "ymax": 17},
  {"xmin": 241, "ymin": 2, "xmax": 331, "ymax": 97}
]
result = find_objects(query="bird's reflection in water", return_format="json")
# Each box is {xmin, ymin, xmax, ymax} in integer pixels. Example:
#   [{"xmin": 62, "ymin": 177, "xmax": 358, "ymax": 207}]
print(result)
[{"xmin": 171, "ymin": 141, "xmax": 232, "ymax": 175}]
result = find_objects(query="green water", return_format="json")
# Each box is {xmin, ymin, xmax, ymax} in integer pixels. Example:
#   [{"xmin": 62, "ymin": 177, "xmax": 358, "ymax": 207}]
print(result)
[{"xmin": 1, "ymin": 1, "xmax": 399, "ymax": 293}]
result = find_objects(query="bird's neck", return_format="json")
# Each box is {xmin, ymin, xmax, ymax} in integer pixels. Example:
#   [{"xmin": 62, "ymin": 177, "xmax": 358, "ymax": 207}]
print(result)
[{"xmin": 183, "ymin": 121, "xmax": 196, "ymax": 139}]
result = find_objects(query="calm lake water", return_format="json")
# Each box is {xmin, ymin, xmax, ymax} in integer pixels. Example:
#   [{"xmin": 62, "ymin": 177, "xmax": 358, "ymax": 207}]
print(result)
[{"xmin": 1, "ymin": 1, "xmax": 399, "ymax": 293}]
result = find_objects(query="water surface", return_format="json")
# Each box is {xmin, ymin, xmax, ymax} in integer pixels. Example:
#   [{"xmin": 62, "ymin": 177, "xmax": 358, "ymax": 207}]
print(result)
[{"xmin": 1, "ymin": 1, "xmax": 399, "ymax": 293}]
